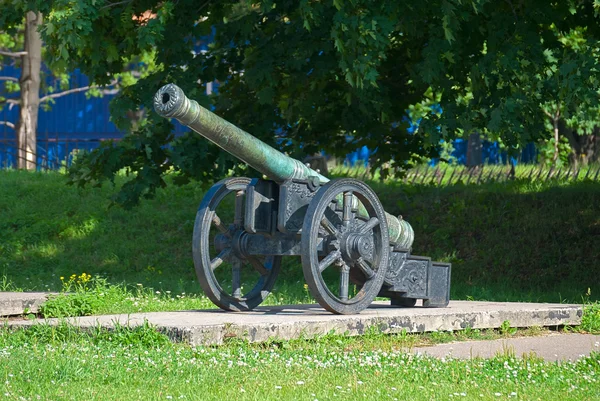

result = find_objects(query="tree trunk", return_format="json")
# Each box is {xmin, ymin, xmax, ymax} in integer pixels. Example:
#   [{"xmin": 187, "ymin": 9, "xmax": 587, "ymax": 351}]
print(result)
[
  {"xmin": 586, "ymin": 129, "xmax": 599, "ymax": 163},
  {"xmin": 16, "ymin": 11, "xmax": 42, "ymax": 170},
  {"xmin": 466, "ymin": 132, "xmax": 483, "ymax": 167},
  {"xmin": 561, "ymin": 120, "xmax": 599, "ymax": 165},
  {"xmin": 552, "ymin": 115, "xmax": 560, "ymax": 166}
]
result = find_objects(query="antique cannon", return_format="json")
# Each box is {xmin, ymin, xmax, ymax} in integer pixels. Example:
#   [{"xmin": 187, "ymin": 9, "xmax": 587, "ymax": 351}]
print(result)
[{"xmin": 154, "ymin": 84, "xmax": 451, "ymax": 314}]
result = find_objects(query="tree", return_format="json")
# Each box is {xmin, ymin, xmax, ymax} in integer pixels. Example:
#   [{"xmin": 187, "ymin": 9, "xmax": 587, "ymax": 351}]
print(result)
[
  {"xmin": 33, "ymin": 0, "xmax": 600, "ymax": 205},
  {"xmin": 0, "ymin": 4, "xmax": 119, "ymax": 169},
  {"xmin": 409, "ymin": 2, "xmax": 600, "ymax": 166},
  {"xmin": 0, "ymin": 11, "xmax": 44, "ymax": 170}
]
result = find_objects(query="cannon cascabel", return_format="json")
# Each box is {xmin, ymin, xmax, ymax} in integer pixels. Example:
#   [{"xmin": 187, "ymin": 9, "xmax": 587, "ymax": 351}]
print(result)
[{"xmin": 153, "ymin": 83, "xmax": 414, "ymax": 247}]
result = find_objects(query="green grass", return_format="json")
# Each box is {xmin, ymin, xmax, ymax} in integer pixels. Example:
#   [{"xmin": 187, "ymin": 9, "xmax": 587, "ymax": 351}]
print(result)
[
  {"xmin": 1, "ymin": 168, "xmax": 599, "ymax": 317},
  {"xmin": 0, "ymin": 323, "xmax": 598, "ymax": 400},
  {"xmin": 1, "ymin": 169, "xmax": 599, "ymax": 398},
  {"xmin": 366, "ymin": 175, "xmax": 600, "ymax": 303}
]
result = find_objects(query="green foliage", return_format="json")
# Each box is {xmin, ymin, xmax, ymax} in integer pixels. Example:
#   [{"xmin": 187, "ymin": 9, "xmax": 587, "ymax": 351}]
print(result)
[
  {"xmin": 28, "ymin": 1, "xmax": 442, "ymax": 205},
  {"xmin": 384, "ymin": 177, "xmax": 600, "ymax": 296},
  {"xmin": 40, "ymin": 274, "xmax": 114, "ymax": 317},
  {"xmin": 37, "ymin": 272, "xmax": 218, "ymax": 317},
  {"xmin": 438, "ymin": 141, "xmax": 457, "ymax": 165},
  {"xmin": 0, "ymin": 2, "xmax": 158, "ymax": 138},
  {"xmin": 538, "ymin": 136, "xmax": 572, "ymax": 167},
  {"xmin": 0, "ymin": 9, "xmax": 23, "ymax": 109},
  {"xmin": 581, "ymin": 288, "xmax": 600, "ymax": 334},
  {"xmin": 3, "ymin": 1, "xmax": 600, "ymax": 204},
  {"xmin": 1, "ymin": 320, "xmax": 170, "ymax": 347},
  {"xmin": 581, "ymin": 303, "xmax": 600, "ymax": 333},
  {"xmin": 500, "ymin": 320, "xmax": 518, "ymax": 337}
]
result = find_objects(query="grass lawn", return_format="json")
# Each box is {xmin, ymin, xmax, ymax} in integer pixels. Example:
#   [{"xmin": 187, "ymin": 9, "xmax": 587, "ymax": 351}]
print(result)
[
  {"xmin": 0, "ymin": 324, "xmax": 598, "ymax": 400},
  {"xmin": 1, "ymin": 168, "xmax": 599, "ymax": 400}
]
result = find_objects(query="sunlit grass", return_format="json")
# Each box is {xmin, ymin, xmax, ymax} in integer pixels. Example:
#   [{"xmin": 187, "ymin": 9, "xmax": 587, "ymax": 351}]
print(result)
[
  {"xmin": 35, "ymin": 273, "xmax": 315, "ymax": 318},
  {"xmin": 0, "ymin": 322, "xmax": 598, "ymax": 401}
]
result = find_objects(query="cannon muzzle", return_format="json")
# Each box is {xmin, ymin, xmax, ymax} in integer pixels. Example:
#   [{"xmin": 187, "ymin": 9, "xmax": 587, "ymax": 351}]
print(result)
[{"xmin": 153, "ymin": 83, "xmax": 413, "ymax": 247}]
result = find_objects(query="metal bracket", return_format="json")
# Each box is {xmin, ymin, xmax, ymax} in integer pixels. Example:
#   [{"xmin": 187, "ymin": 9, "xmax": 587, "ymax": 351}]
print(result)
[
  {"xmin": 277, "ymin": 178, "xmax": 319, "ymax": 234},
  {"xmin": 244, "ymin": 179, "xmax": 278, "ymax": 234}
]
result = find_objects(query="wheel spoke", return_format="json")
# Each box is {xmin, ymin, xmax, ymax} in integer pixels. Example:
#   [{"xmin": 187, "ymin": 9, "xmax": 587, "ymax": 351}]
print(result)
[
  {"xmin": 355, "ymin": 257, "xmax": 375, "ymax": 279},
  {"xmin": 212, "ymin": 213, "xmax": 230, "ymax": 236},
  {"xmin": 320, "ymin": 216, "xmax": 339, "ymax": 236},
  {"xmin": 319, "ymin": 250, "xmax": 341, "ymax": 273},
  {"xmin": 210, "ymin": 248, "xmax": 231, "ymax": 271},
  {"xmin": 360, "ymin": 217, "xmax": 380, "ymax": 234},
  {"xmin": 339, "ymin": 263, "xmax": 350, "ymax": 301},
  {"xmin": 232, "ymin": 258, "xmax": 242, "ymax": 298},
  {"xmin": 342, "ymin": 191, "xmax": 353, "ymax": 224},
  {"xmin": 234, "ymin": 190, "xmax": 245, "ymax": 227},
  {"xmin": 248, "ymin": 256, "xmax": 269, "ymax": 276}
]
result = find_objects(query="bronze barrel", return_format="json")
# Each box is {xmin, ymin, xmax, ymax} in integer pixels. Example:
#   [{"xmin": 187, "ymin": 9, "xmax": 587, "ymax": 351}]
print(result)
[{"xmin": 153, "ymin": 83, "xmax": 414, "ymax": 247}]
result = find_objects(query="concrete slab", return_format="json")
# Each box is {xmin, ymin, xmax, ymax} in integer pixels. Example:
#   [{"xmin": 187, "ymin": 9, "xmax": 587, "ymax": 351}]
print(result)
[
  {"xmin": 0, "ymin": 292, "xmax": 54, "ymax": 316},
  {"xmin": 413, "ymin": 333, "xmax": 599, "ymax": 361},
  {"xmin": 6, "ymin": 301, "xmax": 582, "ymax": 345}
]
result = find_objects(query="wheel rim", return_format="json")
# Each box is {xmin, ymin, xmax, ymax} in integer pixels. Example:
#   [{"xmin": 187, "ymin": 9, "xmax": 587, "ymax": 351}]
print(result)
[
  {"xmin": 193, "ymin": 177, "xmax": 280, "ymax": 311},
  {"xmin": 301, "ymin": 179, "xmax": 389, "ymax": 314}
]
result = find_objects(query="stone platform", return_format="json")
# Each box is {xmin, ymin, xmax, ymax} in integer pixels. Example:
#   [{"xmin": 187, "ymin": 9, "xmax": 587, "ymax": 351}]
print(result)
[
  {"xmin": 0, "ymin": 292, "xmax": 54, "ymax": 316},
  {"xmin": 6, "ymin": 301, "xmax": 582, "ymax": 345}
]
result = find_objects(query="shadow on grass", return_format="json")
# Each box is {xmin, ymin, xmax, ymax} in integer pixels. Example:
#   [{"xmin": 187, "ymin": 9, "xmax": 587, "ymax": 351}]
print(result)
[{"xmin": 0, "ymin": 170, "xmax": 201, "ymax": 293}]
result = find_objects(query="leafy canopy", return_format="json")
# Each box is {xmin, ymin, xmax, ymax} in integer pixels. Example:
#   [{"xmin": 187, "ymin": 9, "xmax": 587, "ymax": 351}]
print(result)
[{"xmin": 24, "ymin": 0, "xmax": 600, "ymax": 206}]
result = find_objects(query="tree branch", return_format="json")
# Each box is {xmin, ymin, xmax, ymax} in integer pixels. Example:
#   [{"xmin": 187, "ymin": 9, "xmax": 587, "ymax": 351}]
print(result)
[
  {"xmin": 542, "ymin": 109, "xmax": 553, "ymax": 119},
  {"xmin": 38, "ymin": 82, "xmax": 118, "ymax": 103},
  {"xmin": 100, "ymin": 0, "xmax": 133, "ymax": 10},
  {"xmin": 0, "ymin": 121, "xmax": 15, "ymax": 130},
  {"xmin": 0, "ymin": 98, "xmax": 20, "ymax": 107},
  {"xmin": 100, "ymin": 88, "xmax": 120, "ymax": 95},
  {"xmin": 0, "ymin": 76, "xmax": 19, "ymax": 82},
  {"xmin": 0, "ymin": 50, "xmax": 27, "ymax": 58},
  {"xmin": 39, "ymin": 86, "xmax": 93, "ymax": 102},
  {"xmin": 1, "ymin": 83, "xmax": 118, "ymax": 108}
]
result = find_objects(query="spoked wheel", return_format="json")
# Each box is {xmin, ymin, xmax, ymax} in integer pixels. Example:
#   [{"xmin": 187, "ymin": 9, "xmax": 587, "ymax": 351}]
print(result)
[
  {"xmin": 193, "ymin": 177, "xmax": 281, "ymax": 311},
  {"xmin": 301, "ymin": 178, "xmax": 390, "ymax": 314}
]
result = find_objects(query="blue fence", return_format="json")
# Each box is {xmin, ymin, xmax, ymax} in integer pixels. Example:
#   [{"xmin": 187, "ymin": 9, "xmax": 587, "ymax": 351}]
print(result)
[
  {"xmin": 447, "ymin": 139, "xmax": 537, "ymax": 165},
  {"xmin": 0, "ymin": 64, "xmax": 124, "ymax": 168},
  {"xmin": 345, "ymin": 141, "xmax": 538, "ymax": 167}
]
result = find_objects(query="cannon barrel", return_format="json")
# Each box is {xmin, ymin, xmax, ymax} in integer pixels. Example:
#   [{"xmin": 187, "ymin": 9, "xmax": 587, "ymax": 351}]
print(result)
[{"xmin": 153, "ymin": 83, "xmax": 413, "ymax": 248}]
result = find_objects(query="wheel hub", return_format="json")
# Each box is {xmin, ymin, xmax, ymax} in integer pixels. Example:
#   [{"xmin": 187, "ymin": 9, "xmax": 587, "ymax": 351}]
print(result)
[
  {"xmin": 341, "ymin": 232, "xmax": 371, "ymax": 261},
  {"xmin": 230, "ymin": 230, "xmax": 249, "ymax": 259},
  {"xmin": 214, "ymin": 234, "xmax": 231, "ymax": 253},
  {"xmin": 335, "ymin": 220, "xmax": 375, "ymax": 264}
]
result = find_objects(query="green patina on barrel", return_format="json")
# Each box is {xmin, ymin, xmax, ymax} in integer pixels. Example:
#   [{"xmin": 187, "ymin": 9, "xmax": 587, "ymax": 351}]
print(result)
[
  {"xmin": 154, "ymin": 84, "xmax": 326, "ymax": 183},
  {"xmin": 153, "ymin": 83, "xmax": 414, "ymax": 247}
]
